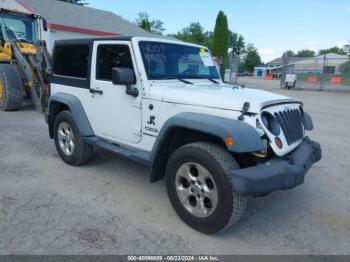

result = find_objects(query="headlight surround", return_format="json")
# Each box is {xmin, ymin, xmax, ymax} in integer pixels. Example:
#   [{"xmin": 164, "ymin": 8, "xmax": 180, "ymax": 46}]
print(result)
[{"xmin": 260, "ymin": 111, "xmax": 281, "ymax": 136}]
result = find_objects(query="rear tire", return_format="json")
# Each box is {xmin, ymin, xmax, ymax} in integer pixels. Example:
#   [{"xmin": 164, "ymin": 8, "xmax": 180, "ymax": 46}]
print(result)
[
  {"xmin": 54, "ymin": 111, "xmax": 94, "ymax": 165},
  {"xmin": 0, "ymin": 64, "xmax": 24, "ymax": 111},
  {"xmin": 166, "ymin": 142, "xmax": 248, "ymax": 234}
]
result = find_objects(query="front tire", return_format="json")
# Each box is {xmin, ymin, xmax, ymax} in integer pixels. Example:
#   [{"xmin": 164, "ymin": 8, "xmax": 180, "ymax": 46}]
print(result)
[
  {"xmin": 166, "ymin": 142, "xmax": 247, "ymax": 234},
  {"xmin": 0, "ymin": 64, "xmax": 24, "ymax": 111},
  {"xmin": 54, "ymin": 111, "xmax": 94, "ymax": 165}
]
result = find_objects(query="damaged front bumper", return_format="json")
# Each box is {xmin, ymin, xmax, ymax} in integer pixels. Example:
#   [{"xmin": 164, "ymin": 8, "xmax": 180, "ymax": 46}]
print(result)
[{"xmin": 230, "ymin": 137, "xmax": 322, "ymax": 195}]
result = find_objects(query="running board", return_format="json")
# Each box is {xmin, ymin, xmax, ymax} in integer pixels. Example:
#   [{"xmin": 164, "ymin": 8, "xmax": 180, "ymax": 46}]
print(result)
[{"xmin": 84, "ymin": 137, "xmax": 151, "ymax": 166}]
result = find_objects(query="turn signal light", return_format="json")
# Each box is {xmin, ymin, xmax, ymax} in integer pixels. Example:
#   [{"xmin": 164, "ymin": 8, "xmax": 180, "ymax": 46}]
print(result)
[
  {"xmin": 275, "ymin": 137, "xmax": 283, "ymax": 149},
  {"xmin": 225, "ymin": 137, "xmax": 235, "ymax": 146}
]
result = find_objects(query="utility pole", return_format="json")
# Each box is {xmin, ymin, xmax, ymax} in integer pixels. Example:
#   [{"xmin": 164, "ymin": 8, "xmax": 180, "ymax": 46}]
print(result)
[{"xmin": 281, "ymin": 53, "xmax": 288, "ymax": 88}]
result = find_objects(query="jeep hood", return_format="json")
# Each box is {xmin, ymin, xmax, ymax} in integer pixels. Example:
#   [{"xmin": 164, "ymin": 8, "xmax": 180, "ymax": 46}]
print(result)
[{"xmin": 149, "ymin": 81, "xmax": 300, "ymax": 113}]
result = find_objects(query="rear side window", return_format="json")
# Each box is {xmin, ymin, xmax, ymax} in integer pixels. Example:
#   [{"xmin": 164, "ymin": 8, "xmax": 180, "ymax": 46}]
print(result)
[
  {"xmin": 54, "ymin": 45, "xmax": 90, "ymax": 79},
  {"xmin": 96, "ymin": 45, "xmax": 134, "ymax": 81}
]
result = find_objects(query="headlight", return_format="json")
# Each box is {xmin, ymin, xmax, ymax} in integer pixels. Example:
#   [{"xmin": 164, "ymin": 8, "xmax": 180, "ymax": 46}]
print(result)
[{"xmin": 260, "ymin": 112, "xmax": 281, "ymax": 136}]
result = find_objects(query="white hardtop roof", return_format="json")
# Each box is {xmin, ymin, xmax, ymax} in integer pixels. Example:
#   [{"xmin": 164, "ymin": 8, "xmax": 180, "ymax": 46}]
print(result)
[
  {"xmin": 132, "ymin": 36, "xmax": 208, "ymax": 49},
  {"xmin": 56, "ymin": 36, "xmax": 209, "ymax": 51}
]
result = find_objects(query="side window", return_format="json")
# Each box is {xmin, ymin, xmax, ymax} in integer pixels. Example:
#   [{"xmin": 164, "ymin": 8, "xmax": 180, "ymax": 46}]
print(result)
[
  {"xmin": 54, "ymin": 44, "xmax": 90, "ymax": 78},
  {"xmin": 96, "ymin": 45, "xmax": 134, "ymax": 81}
]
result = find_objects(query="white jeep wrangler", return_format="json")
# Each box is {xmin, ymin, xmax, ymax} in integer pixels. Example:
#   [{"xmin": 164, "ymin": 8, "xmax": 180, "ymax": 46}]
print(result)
[{"xmin": 46, "ymin": 36, "xmax": 322, "ymax": 234}]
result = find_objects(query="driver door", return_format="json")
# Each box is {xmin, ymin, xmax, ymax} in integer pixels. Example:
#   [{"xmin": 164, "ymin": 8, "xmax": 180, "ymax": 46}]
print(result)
[{"xmin": 87, "ymin": 41, "xmax": 142, "ymax": 144}]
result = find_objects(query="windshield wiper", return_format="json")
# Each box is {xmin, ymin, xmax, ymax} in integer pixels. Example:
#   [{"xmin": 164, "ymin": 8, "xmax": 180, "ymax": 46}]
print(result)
[
  {"xmin": 204, "ymin": 77, "xmax": 220, "ymax": 84},
  {"xmin": 183, "ymin": 75, "xmax": 220, "ymax": 84},
  {"xmin": 151, "ymin": 75, "xmax": 194, "ymax": 85}
]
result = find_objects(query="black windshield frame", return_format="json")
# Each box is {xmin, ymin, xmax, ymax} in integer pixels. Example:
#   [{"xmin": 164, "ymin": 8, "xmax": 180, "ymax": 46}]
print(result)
[{"xmin": 139, "ymin": 41, "xmax": 220, "ymax": 81}]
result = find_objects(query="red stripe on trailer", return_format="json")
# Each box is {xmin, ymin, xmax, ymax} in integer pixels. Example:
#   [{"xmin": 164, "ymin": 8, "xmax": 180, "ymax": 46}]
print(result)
[
  {"xmin": 48, "ymin": 23, "xmax": 120, "ymax": 36},
  {"xmin": 15, "ymin": 0, "xmax": 34, "ymax": 13}
]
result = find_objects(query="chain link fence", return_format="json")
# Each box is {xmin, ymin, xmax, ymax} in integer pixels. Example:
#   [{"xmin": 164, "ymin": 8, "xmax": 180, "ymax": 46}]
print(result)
[{"xmin": 278, "ymin": 54, "xmax": 350, "ymax": 91}]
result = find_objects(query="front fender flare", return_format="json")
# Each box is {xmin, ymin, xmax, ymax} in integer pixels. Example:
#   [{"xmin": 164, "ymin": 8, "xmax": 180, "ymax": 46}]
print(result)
[
  {"xmin": 152, "ymin": 112, "xmax": 263, "ymax": 158},
  {"xmin": 149, "ymin": 112, "xmax": 264, "ymax": 182}
]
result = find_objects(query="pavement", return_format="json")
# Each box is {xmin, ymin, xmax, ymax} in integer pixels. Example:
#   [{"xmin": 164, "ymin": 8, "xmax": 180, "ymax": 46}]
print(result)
[{"xmin": 0, "ymin": 78, "xmax": 349, "ymax": 255}]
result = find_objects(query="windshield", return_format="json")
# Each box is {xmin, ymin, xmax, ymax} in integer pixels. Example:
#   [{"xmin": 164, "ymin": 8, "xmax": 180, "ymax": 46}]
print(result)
[
  {"xmin": 0, "ymin": 12, "xmax": 37, "ymax": 42},
  {"xmin": 139, "ymin": 41, "xmax": 220, "ymax": 80}
]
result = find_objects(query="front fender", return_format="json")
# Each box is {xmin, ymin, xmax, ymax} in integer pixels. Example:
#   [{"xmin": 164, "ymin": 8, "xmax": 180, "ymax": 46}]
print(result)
[{"xmin": 153, "ymin": 112, "xmax": 263, "ymax": 156}]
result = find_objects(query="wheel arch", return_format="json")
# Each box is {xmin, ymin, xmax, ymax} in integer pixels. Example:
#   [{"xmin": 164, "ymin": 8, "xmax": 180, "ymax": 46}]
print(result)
[
  {"xmin": 150, "ymin": 112, "xmax": 263, "ymax": 182},
  {"xmin": 48, "ymin": 93, "xmax": 94, "ymax": 139}
]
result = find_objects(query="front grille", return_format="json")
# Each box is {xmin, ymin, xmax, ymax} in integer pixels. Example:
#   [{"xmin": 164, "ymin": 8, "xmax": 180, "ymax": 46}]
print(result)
[{"xmin": 274, "ymin": 109, "xmax": 303, "ymax": 145}]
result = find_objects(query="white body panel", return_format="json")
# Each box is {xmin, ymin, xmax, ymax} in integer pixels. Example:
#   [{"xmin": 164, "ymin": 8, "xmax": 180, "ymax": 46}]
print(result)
[
  {"xmin": 147, "ymin": 80, "xmax": 296, "ymax": 113},
  {"xmin": 258, "ymin": 103, "xmax": 304, "ymax": 156},
  {"xmin": 51, "ymin": 37, "xmax": 305, "ymax": 156},
  {"xmin": 87, "ymin": 40, "xmax": 142, "ymax": 143}
]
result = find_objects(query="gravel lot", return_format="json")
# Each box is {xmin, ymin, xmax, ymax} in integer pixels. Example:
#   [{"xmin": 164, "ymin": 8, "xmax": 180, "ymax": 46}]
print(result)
[{"xmin": 0, "ymin": 77, "xmax": 349, "ymax": 255}]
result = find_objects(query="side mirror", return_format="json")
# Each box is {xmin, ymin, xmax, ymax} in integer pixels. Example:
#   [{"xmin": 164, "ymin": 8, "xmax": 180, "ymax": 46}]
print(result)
[
  {"xmin": 112, "ymin": 67, "xmax": 139, "ymax": 97},
  {"xmin": 42, "ymin": 18, "xmax": 48, "ymax": 32},
  {"xmin": 112, "ymin": 67, "xmax": 136, "ymax": 86}
]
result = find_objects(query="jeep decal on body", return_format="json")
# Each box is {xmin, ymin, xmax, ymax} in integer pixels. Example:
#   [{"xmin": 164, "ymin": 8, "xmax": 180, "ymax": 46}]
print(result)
[{"xmin": 147, "ymin": 115, "xmax": 156, "ymax": 126}]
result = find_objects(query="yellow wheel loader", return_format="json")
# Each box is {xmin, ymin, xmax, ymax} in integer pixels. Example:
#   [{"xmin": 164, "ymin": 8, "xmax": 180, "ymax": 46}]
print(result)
[{"xmin": 0, "ymin": 2, "xmax": 51, "ymax": 112}]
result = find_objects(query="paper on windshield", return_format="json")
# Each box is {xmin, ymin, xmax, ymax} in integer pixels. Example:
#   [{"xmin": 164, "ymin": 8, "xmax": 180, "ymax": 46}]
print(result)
[{"xmin": 199, "ymin": 51, "xmax": 215, "ymax": 67}]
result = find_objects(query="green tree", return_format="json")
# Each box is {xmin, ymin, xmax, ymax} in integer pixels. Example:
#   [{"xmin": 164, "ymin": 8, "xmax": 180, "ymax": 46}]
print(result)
[
  {"xmin": 172, "ymin": 22, "xmax": 209, "ymax": 46},
  {"xmin": 228, "ymin": 31, "xmax": 245, "ymax": 56},
  {"xmin": 58, "ymin": 0, "xmax": 88, "ymax": 5},
  {"xmin": 244, "ymin": 44, "xmax": 262, "ymax": 73},
  {"xmin": 319, "ymin": 46, "xmax": 347, "ymax": 55},
  {"xmin": 339, "ymin": 61, "xmax": 350, "ymax": 74},
  {"xmin": 135, "ymin": 12, "xmax": 165, "ymax": 35},
  {"xmin": 295, "ymin": 49, "xmax": 315, "ymax": 57},
  {"xmin": 204, "ymin": 31, "xmax": 214, "ymax": 50},
  {"xmin": 139, "ymin": 19, "xmax": 151, "ymax": 32},
  {"xmin": 212, "ymin": 11, "xmax": 229, "ymax": 76},
  {"xmin": 284, "ymin": 49, "xmax": 295, "ymax": 57}
]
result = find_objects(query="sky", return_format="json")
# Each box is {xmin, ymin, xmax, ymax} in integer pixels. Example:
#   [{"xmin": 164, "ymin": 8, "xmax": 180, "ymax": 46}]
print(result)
[{"xmin": 87, "ymin": 0, "xmax": 350, "ymax": 62}]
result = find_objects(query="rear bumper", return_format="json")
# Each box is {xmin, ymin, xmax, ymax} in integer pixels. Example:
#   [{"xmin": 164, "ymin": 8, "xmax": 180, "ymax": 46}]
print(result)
[{"xmin": 230, "ymin": 137, "xmax": 322, "ymax": 195}]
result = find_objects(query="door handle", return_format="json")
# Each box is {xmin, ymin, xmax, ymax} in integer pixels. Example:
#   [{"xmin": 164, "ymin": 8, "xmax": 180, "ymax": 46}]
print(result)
[{"xmin": 90, "ymin": 88, "xmax": 103, "ymax": 95}]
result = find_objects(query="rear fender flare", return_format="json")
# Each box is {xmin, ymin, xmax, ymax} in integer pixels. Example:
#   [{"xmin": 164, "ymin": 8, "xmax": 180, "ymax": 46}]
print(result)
[{"xmin": 48, "ymin": 93, "xmax": 94, "ymax": 138}]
